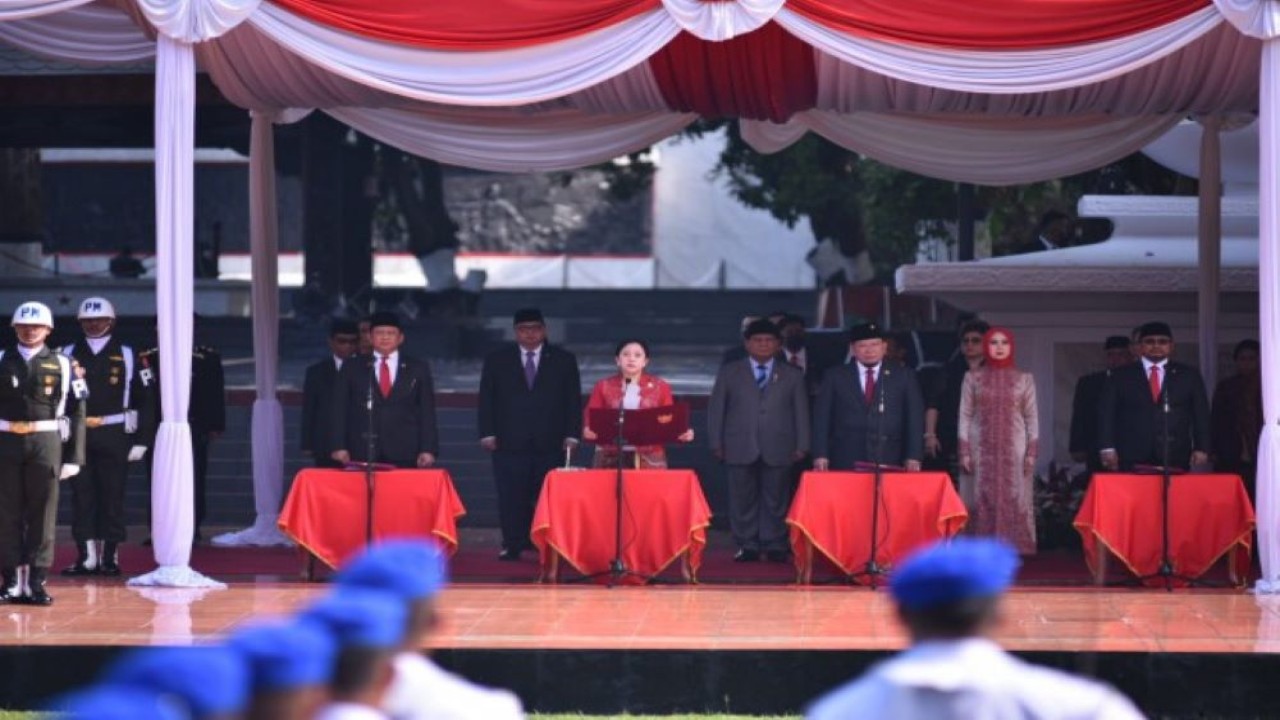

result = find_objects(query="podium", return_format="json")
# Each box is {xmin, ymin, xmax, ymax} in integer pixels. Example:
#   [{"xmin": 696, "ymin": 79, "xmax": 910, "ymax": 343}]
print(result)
[
  {"xmin": 787, "ymin": 471, "xmax": 968, "ymax": 584},
  {"xmin": 1074, "ymin": 472, "xmax": 1254, "ymax": 586},
  {"xmin": 279, "ymin": 468, "xmax": 466, "ymax": 572},
  {"xmin": 531, "ymin": 468, "xmax": 711, "ymax": 584}
]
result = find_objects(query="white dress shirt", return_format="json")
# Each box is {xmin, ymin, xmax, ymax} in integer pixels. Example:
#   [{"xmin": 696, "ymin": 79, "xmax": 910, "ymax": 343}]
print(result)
[{"xmin": 375, "ymin": 350, "xmax": 400, "ymax": 386}]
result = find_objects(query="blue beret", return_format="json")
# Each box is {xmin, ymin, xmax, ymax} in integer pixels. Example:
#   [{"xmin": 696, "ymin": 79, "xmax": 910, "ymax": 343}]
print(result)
[
  {"xmin": 302, "ymin": 589, "xmax": 407, "ymax": 649},
  {"xmin": 101, "ymin": 646, "xmax": 249, "ymax": 718},
  {"xmin": 335, "ymin": 539, "xmax": 449, "ymax": 601},
  {"xmin": 48, "ymin": 686, "xmax": 185, "ymax": 720},
  {"xmin": 890, "ymin": 538, "xmax": 1020, "ymax": 611},
  {"xmin": 228, "ymin": 618, "xmax": 336, "ymax": 691}
]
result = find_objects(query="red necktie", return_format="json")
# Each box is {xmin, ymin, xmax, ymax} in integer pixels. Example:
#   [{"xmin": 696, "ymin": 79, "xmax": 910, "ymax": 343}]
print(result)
[
  {"xmin": 864, "ymin": 367, "xmax": 876, "ymax": 404},
  {"xmin": 1149, "ymin": 365, "xmax": 1161, "ymax": 403},
  {"xmin": 379, "ymin": 356, "xmax": 392, "ymax": 398}
]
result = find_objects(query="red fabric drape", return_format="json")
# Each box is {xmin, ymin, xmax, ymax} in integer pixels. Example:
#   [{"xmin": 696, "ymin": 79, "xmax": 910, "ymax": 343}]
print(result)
[
  {"xmin": 649, "ymin": 23, "xmax": 816, "ymax": 122},
  {"xmin": 789, "ymin": 0, "xmax": 1211, "ymax": 50},
  {"xmin": 266, "ymin": 0, "xmax": 659, "ymax": 50}
]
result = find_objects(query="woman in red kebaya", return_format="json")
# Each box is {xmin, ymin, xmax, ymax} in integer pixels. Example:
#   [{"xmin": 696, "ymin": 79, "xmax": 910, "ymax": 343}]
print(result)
[{"xmin": 582, "ymin": 339, "xmax": 694, "ymax": 469}]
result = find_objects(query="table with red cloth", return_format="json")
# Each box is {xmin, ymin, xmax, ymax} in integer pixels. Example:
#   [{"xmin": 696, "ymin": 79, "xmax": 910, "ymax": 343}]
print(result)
[
  {"xmin": 279, "ymin": 468, "xmax": 466, "ymax": 570},
  {"xmin": 787, "ymin": 471, "xmax": 969, "ymax": 584},
  {"xmin": 1073, "ymin": 472, "xmax": 1255, "ymax": 585},
  {"xmin": 532, "ymin": 469, "xmax": 712, "ymax": 584}
]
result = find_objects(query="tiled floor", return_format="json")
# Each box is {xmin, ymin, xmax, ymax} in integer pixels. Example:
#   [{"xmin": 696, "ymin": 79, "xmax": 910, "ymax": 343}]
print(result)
[{"xmin": 2, "ymin": 582, "xmax": 1278, "ymax": 654}]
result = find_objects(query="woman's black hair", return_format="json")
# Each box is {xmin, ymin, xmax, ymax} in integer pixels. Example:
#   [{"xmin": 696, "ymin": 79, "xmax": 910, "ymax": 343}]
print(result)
[{"xmin": 614, "ymin": 338, "xmax": 650, "ymax": 358}]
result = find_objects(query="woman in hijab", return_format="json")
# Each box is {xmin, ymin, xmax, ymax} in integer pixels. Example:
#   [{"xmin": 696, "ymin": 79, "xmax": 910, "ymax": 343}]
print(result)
[{"xmin": 957, "ymin": 328, "xmax": 1039, "ymax": 554}]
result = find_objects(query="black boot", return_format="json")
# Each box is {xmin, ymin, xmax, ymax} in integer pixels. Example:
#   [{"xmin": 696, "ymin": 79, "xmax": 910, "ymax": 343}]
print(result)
[
  {"xmin": 27, "ymin": 568, "xmax": 52, "ymax": 606},
  {"xmin": 61, "ymin": 542, "xmax": 95, "ymax": 577},
  {"xmin": 0, "ymin": 569, "xmax": 18, "ymax": 604},
  {"xmin": 98, "ymin": 542, "xmax": 121, "ymax": 577}
]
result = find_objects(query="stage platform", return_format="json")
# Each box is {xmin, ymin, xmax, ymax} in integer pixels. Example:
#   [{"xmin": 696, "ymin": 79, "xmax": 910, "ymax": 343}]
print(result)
[{"xmin": 2, "ymin": 553, "xmax": 1280, "ymax": 717}]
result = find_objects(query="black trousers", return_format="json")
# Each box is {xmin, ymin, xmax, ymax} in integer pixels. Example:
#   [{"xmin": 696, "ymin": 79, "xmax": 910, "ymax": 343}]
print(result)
[
  {"xmin": 0, "ymin": 433, "xmax": 61, "ymax": 569},
  {"xmin": 492, "ymin": 448, "xmax": 560, "ymax": 552},
  {"xmin": 70, "ymin": 426, "xmax": 130, "ymax": 543}
]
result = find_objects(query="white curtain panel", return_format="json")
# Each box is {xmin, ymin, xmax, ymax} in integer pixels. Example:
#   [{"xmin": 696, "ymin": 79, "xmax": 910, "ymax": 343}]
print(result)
[
  {"xmin": 328, "ymin": 106, "xmax": 696, "ymax": 173},
  {"xmin": 660, "ymin": 0, "xmax": 782, "ymax": 41},
  {"xmin": 0, "ymin": 3, "xmax": 154, "ymax": 62},
  {"xmin": 812, "ymin": 25, "xmax": 1259, "ymax": 116},
  {"xmin": 1217, "ymin": 0, "xmax": 1280, "ymax": 592},
  {"xmin": 212, "ymin": 111, "xmax": 291, "ymax": 547},
  {"xmin": 741, "ymin": 111, "xmax": 1184, "ymax": 185},
  {"xmin": 245, "ymin": 3, "xmax": 678, "ymax": 106},
  {"xmin": 777, "ymin": 5, "xmax": 1223, "ymax": 93},
  {"xmin": 133, "ymin": 0, "xmax": 258, "ymax": 43},
  {"xmin": 0, "ymin": 0, "xmax": 90, "ymax": 21}
]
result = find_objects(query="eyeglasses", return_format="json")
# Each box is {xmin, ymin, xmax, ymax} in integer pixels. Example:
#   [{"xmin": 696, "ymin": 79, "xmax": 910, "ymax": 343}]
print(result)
[
  {"xmin": 962, "ymin": 337, "xmax": 984, "ymax": 344},
  {"xmin": 1141, "ymin": 338, "xmax": 1172, "ymax": 346}
]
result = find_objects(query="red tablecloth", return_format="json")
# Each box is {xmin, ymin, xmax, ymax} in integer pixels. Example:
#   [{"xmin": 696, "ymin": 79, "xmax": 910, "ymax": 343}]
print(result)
[
  {"xmin": 787, "ymin": 471, "xmax": 968, "ymax": 583},
  {"xmin": 532, "ymin": 469, "xmax": 712, "ymax": 583},
  {"xmin": 1074, "ymin": 472, "xmax": 1255, "ymax": 584},
  {"xmin": 279, "ymin": 468, "xmax": 466, "ymax": 569}
]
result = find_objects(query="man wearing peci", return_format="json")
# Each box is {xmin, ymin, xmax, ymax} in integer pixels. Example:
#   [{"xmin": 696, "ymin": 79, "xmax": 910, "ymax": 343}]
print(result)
[
  {"xmin": 813, "ymin": 322, "xmax": 924, "ymax": 472},
  {"xmin": 1068, "ymin": 335, "xmax": 1131, "ymax": 473},
  {"xmin": 478, "ymin": 308, "xmax": 582, "ymax": 561},
  {"xmin": 708, "ymin": 319, "xmax": 810, "ymax": 563},
  {"xmin": 330, "ymin": 312, "xmax": 439, "ymax": 469},
  {"xmin": 1098, "ymin": 321, "xmax": 1210, "ymax": 472},
  {"xmin": 301, "ymin": 319, "xmax": 360, "ymax": 469}
]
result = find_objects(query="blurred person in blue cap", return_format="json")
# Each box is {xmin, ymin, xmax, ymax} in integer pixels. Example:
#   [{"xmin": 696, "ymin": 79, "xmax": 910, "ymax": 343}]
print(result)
[
  {"xmin": 227, "ymin": 618, "xmax": 336, "ymax": 720},
  {"xmin": 335, "ymin": 539, "xmax": 524, "ymax": 719},
  {"xmin": 807, "ymin": 538, "xmax": 1143, "ymax": 720},
  {"xmin": 302, "ymin": 588, "xmax": 406, "ymax": 720},
  {"xmin": 47, "ymin": 684, "xmax": 186, "ymax": 720},
  {"xmin": 100, "ymin": 644, "xmax": 249, "ymax": 720}
]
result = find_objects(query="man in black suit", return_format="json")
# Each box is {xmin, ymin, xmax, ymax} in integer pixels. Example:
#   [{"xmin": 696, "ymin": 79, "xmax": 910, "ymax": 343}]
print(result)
[
  {"xmin": 1098, "ymin": 322, "xmax": 1210, "ymax": 472},
  {"xmin": 813, "ymin": 323, "xmax": 924, "ymax": 472},
  {"xmin": 330, "ymin": 312, "xmax": 438, "ymax": 469},
  {"xmin": 1068, "ymin": 335, "xmax": 1131, "ymax": 472},
  {"xmin": 301, "ymin": 319, "xmax": 359, "ymax": 468},
  {"xmin": 478, "ymin": 308, "xmax": 582, "ymax": 561}
]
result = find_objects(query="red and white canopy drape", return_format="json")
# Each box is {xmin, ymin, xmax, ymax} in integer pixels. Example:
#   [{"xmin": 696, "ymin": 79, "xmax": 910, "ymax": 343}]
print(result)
[{"xmin": 1, "ymin": 0, "xmax": 1277, "ymax": 587}]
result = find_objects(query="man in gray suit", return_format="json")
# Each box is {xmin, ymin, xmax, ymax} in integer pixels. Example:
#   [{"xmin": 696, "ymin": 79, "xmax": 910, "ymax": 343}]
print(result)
[
  {"xmin": 813, "ymin": 322, "xmax": 924, "ymax": 472},
  {"xmin": 708, "ymin": 319, "xmax": 811, "ymax": 563}
]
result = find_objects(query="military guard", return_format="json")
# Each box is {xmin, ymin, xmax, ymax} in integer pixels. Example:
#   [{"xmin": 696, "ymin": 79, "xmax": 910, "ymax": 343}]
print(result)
[
  {"xmin": 138, "ymin": 321, "xmax": 226, "ymax": 541},
  {"xmin": 60, "ymin": 297, "xmax": 150, "ymax": 576},
  {"xmin": 0, "ymin": 301, "xmax": 86, "ymax": 605}
]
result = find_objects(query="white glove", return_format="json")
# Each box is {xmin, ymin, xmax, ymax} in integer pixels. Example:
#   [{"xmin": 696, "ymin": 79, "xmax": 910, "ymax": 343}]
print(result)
[
  {"xmin": 59, "ymin": 464, "xmax": 80, "ymax": 481},
  {"xmin": 127, "ymin": 446, "xmax": 148, "ymax": 462}
]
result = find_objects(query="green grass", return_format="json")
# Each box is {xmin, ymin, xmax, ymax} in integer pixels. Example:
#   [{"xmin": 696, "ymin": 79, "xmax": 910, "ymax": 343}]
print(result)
[{"xmin": 531, "ymin": 716, "xmax": 800, "ymax": 719}]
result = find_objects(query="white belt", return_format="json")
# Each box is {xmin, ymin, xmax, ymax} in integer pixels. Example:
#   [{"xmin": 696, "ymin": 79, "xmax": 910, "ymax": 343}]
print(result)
[
  {"xmin": 85, "ymin": 413, "xmax": 127, "ymax": 429},
  {"xmin": 0, "ymin": 419, "xmax": 61, "ymax": 435}
]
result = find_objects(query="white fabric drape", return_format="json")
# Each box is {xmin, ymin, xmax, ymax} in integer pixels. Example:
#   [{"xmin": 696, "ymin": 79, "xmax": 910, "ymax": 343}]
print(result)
[
  {"xmin": 1219, "ymin": 0, "xmax": 1280, "ymax": 592},
  {"xmin": 778, "ymin": 5, "xmax": 1223, "ymax": 93},
  {"xmin": 128, "ymin": 35, "xmax": 222, "ymax": 589},
  {"xmin": 134, "ymin": 0, "xmax": 258, "ymax": 43},
  {"xmin": 246, "ymin": 4, "xmax": 678, "ymax": 106},
  {"xmin": 0, "ymin": 0, "xmax": 89, "ymax": 21},
  {"xmin": 1197, "ymin": 116, "xmax": 1222, "ymax": 392},
  {"xmin": 661, "ymin": 0, "xmax": 781, "ymax": 41},
  {"xmin": 741, "ymin": 111, "xmax": 1184, "ymax": 185},
  {"xmin": 0, "ymin": 4, "xmax": 154, "ymax": 62},
  {"xmin": 328, "ymin": 106, "xmax": 696, "ymax": 173},
  {"xmin": 212, "ymin": 111, "xmax": 291, "ymax": 548}
]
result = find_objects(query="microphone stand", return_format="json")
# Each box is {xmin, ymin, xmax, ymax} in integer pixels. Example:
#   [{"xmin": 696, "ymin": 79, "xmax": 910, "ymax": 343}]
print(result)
[
  {"xmin": 363, "ymin": 358, "xmax": 378, "ymax": 547},
  {"xmin": 853, "ymin": 367, "xmax": 889, "ymax": 588},
  {"xmin": 1136, "ymin": 371, "xmax": 1198, "ymax": 591}
]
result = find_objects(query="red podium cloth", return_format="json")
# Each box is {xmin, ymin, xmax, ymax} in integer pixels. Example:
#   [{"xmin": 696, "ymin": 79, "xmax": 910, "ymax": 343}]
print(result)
[
  {"xmin": 532, "ymin": 469, "xmax": 712, "ymax": 584},
  {"xmin": 279, "ymin": 469, "xmax": 466, "ymax": 569},
  {"xmin": 1074, "ymin": 473, "xmax": 1255, "ymax": 584},
  {"xmin": 787, "ymin": 471, "xmax": 968, "ymax": 583}
]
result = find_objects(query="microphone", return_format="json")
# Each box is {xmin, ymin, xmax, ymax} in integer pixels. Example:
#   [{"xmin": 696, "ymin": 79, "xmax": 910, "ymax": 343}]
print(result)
[
  {"xmin": 1161, "ymin": 367, "xmax": 1170, "ymax": 414},
  {"xmin": 878, "ymin": 369, "xmax": 886, "ymax": 414}
]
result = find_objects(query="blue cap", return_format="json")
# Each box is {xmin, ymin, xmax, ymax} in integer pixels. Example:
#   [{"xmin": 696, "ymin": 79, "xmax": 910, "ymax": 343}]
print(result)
[
  {"xmin": 302, "ymin": 589, "xmax": 407, "ymax": 649},
  {"xmin": 228, "ymin": 618, "xmax": 337, "ymax": 691},
  {"xmin": 889, "ymin": 538, "xmax": 1020, "ymax": 611},
  {"xmin": 100, "ymin": 646, "xmax": 249, "ymax": 718},
  {"xmin": 48, "ymin": 686, "xmax": 185, "ymax": 720},
  {"xmin": 335, "ymin": 539, "xmax": 449, "ymax": 601}
]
